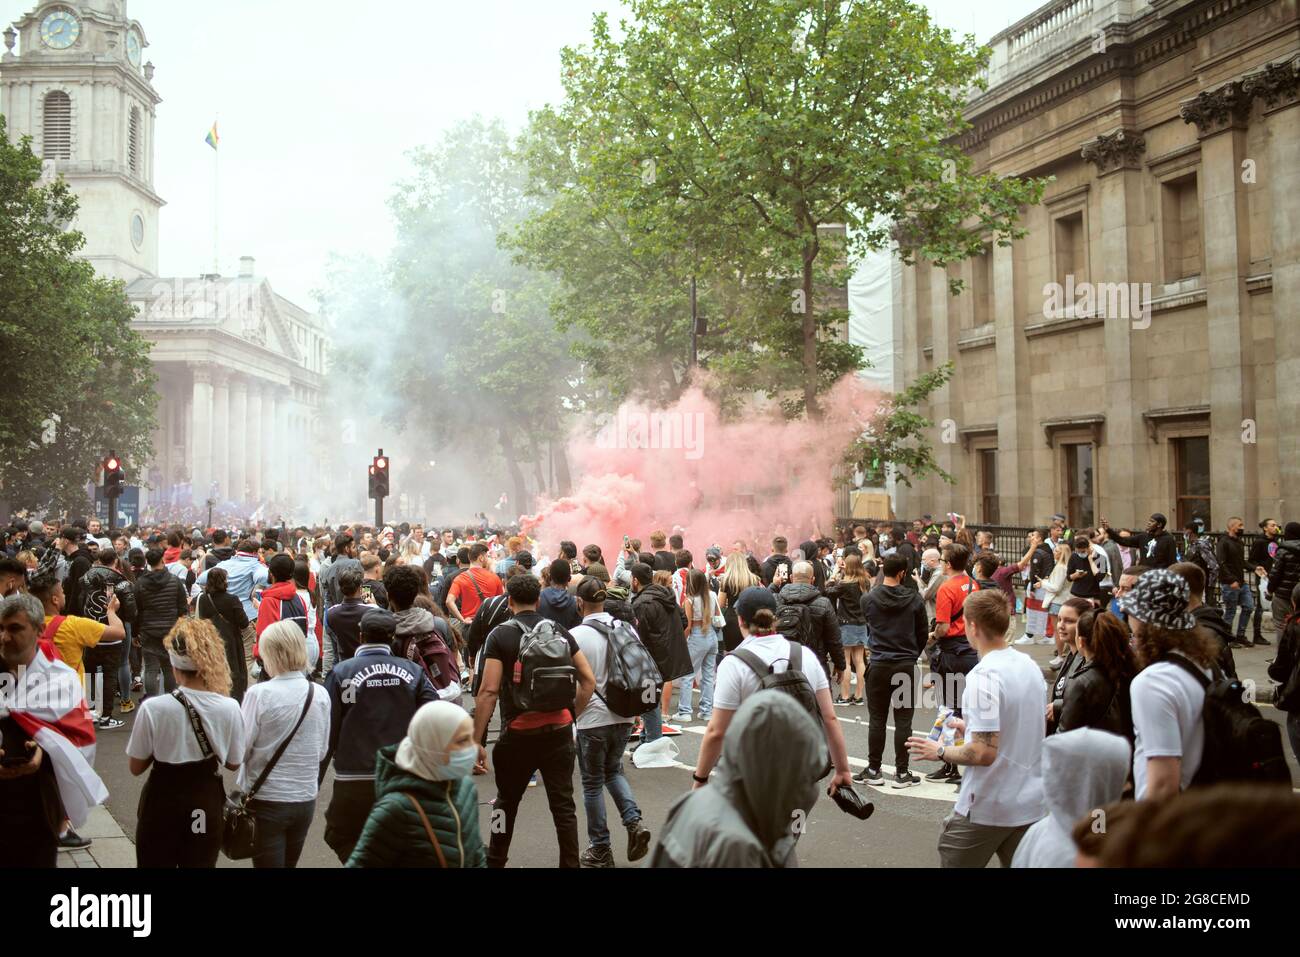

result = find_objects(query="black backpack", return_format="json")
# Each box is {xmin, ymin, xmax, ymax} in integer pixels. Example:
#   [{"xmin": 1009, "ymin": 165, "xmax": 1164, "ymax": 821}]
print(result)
[
  {"xmin": 732, "ymin": 641, "xmax": 830, "ymax": 776},
  {"xmin": 588, "ymin": 619, "xmax": 663, "ymax": 718},
  {"xmin": 279, "ymin": 594, "xmax": 309, "ymax": 637},
  {"xmin": 775, "ymin": 598, "xmax": 814, "ymax": 648},
  {"xmin": 1161, "ymin": 654, "xmax": 1292, "ymax": 788},
  {"xmin": 511, "ymin": 619, "xmax": 578, "ymax": 713}
]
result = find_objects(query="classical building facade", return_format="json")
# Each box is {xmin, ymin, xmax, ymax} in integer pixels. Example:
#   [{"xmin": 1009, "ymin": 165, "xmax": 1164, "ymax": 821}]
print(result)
[
  {"xmin": 895, "ymin": 0, "xmax": 1299, "ymax": 531},
  {"xmin": 2, "ymin": 1, "xmax": 329, "ymax": 517}
]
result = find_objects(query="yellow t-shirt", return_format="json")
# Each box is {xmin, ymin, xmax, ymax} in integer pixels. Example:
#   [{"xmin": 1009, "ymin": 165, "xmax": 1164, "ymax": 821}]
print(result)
[{"xmin": 44, "ymin": 615, "xmax": 105, "ymax": 679}]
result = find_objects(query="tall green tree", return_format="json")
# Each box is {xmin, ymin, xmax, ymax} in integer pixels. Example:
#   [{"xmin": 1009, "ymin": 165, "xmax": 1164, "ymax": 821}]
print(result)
[
  {"xmin": 548, "ymin": 0, "xmax": 1046, "ymax": 417},
  {"xmin": 0, "ymin": 117, "xmax": 156, "ymax": 515}
]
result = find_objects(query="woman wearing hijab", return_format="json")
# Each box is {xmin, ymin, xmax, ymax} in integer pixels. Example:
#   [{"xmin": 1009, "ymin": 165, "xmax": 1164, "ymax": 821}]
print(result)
[
  {"xmin": 650, "ymin": 690, "xmax": 828, "ymax": 868},
  {"xmin": 347, "ymin": 701, "xmax": 486, "ymax": 868}
]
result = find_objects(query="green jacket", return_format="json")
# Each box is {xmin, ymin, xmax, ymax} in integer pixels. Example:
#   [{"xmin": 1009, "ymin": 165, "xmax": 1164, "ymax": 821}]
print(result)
[{"xmin": 346, "ymin": 744, "xmax": 486, "ymax": 869}]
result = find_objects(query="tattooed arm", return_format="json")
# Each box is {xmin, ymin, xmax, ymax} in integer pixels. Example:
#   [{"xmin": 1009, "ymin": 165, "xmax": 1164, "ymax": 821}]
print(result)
[{"xmin": 906, "ymin": 728, "xmax": 1000, "ymax": 767}]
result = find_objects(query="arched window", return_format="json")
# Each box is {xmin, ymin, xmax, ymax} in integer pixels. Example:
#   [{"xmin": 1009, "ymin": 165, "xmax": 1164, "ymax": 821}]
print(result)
[
  {"xmin": 43, "ymin": 91, "xmax": 72, "ymax": 160},
  {"xmin": 128, "ymin": 106, "xmax": 141, "ymax": 174}
]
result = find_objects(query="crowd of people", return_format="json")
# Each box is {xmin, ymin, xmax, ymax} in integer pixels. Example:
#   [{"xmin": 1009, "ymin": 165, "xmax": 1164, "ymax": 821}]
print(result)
[{"xmin": 1, "ymin": 509, "xmax": 1298, "ymax": 869}]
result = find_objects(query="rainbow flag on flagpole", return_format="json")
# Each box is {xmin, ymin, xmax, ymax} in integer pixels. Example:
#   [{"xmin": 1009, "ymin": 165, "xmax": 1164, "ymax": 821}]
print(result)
[{"xmin": 205, "ymin": 121, "xmax": 219, "ymax": 150}]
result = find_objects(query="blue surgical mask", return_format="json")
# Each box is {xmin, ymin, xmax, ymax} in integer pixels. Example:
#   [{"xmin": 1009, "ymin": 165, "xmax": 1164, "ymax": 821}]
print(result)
[{"xmin": 431, "ymin": 746, "xmax": 477, "ymax": 781}]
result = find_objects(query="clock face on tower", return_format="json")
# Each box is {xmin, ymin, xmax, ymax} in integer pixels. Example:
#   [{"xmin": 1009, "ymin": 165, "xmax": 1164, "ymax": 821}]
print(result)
[
  {"xmin": 40, "ymin": 10, "xmax": 81, "ymax": 50},
  {"xmin": 131, "ymin": 213, "xmax": 145, "ymax": 249},
  {"xmin": 127, "ymin": 31, "xmax": 142, "ymax": 67}
]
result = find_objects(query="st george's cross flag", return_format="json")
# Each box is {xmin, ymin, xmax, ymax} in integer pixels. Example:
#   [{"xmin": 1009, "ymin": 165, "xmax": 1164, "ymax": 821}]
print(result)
[{"xmin": 0, "ymin": 647, "xmax": 107, "ymax": 828}]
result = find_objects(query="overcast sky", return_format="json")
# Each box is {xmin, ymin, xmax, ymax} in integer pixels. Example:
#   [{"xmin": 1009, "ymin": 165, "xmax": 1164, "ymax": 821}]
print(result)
[{"xmin": 4, "ymin": 0, "xmax": 1043, "ymax": 306}]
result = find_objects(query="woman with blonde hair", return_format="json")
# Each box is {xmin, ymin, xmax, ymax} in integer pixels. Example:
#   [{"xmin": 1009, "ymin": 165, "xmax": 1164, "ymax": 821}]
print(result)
[
  {"xmin": 826, "ymin": 553, "xmax": 872, "ymax": 705},
  {"xmin": 127, "ymin": 618, "xmax": 244, "ymax": 867},
  {"xmin": 1040, "ymin": 543, "xmax": 1073, "ymax": 659},
  {"xmin": 236, "ymin": 620, "xmax": 331, "ymax": 868},
  {"xmin": 347, "ymin": 701, "xmax": 486, "ymax": 868},
  {"xmin": 719, "ymin": 557, "xmax": 761, "ymax": 654}
]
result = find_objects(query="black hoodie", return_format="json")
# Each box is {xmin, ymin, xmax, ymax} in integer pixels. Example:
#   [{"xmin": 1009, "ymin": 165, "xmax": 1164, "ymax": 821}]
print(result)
[
  {"xmin": 632, "ymin": 583, "xmax": 692, "ymax": 682},
  {"xmin": 1192, "ymin": 605, "xmax": 1238, "ymax": 679},
  {"xmin": 860, "ymin": 583, "xmax": 927, "ymax": 664},
  {"xmin": 204, "ymin": 545, "xmax": 236, "ymax": 571}
]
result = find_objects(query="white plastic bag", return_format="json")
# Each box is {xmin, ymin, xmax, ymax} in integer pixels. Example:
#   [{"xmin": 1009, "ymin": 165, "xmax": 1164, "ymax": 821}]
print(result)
[{"xmin": 631, "ymin": 735, "xmax": 680, "ymax": 769}]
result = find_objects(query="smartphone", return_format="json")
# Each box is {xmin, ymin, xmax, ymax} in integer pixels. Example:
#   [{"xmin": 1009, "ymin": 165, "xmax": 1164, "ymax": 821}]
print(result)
[{"xmin": 780, "ymin": 564, "xmax": 789, "ymax": 578}]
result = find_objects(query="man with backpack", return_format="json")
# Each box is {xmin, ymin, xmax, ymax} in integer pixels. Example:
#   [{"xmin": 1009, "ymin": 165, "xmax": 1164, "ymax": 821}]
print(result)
[
  {"xmin": 385, "ymin": 564, "xmax": 461, "ymax": 700},
  {"xmin": 1120, "ymin": 568, "xmax": 1290, "ymax": 800},
  {"xmin": 472, "ymin": 573, "xmax": 597, "ymax": 868},
  {"xmin": 570, "ymin": 577, "xmax": 655, "ymax": 867},
  {"xmin": 774, "ymin": 561, "xmax": 845, "ymax": 681},
  {"xmin": 692, "ymin": 586, "xmax": 853, "ymax": 798},
  {"xmin": 319, "ymin": 608, "xmax": 439, "ymax": 862},
  {"xmin": 255, "ymin": 554, "xmax": 311, "ymax": 665}
]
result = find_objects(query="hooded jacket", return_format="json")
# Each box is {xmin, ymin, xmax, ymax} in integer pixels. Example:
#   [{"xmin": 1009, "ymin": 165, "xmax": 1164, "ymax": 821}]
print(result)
[
  {"xmin": 203, "ymin": 545, "xmax": 235, "ymax": 571},
  {"xmin": 633, "ymin": 583, "xmax": 693, "ymax": 683},
  {"xmin": 1267, "ymin": 604, "xmax": 1300, "ymax": 712},
  {"xmin": 346, "ymin": 744, "xmax": 486, "ymax": 868},
  {"xmin": 538, "ymin": 585, "xmax": 581, "ymax": 630},
  {"xmin": 73, "ymin": 563, "xmax": 138, "ymax": 628},
  {"xmin": 133, "ymin": 567, "xmax": 189, "ymax": 651},
  {"xmin": 197, "ymin": 551, "xmax": 269, "ymax": 620},
  {"xmin": 776, "ymin": 582, "xmax": 845, "ymax": 674},
  {"xmin": 1270, "ymin": 540, "xmax": 1300, "ymax": 609},
  {"xmin": 321, "ymin": 646, "xmax": 438, "ymax": 782},
  {"xmin": 1191, "ymin": 605, "xmax": 1238, "ymax": 679},
  {"xmin": 1011, "ymin": 728, "xmax": 1131, "ymax": 868},
  {"xmin": 860, "ymin": 584, "xmax": 927, "ymax": 664},
  {"xmin": 759, "ymin": 553, "xmax": 791, "ymax": 587},
  {"xmin": 255, "ymin": 580, "xmax": 305, "ymax": 638},
  {"xmin": 650, "ymin": 691, "xmax": 827, "ymax": 868},
  {"xmin": 61, "ymin": 546, "xmax": 95, "ymax": 614}
]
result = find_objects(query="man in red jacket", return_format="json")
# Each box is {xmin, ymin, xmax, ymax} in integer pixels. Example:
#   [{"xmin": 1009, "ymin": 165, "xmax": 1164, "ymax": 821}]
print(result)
[{"xmin": 254, "ymin": 554, "xmax": 308, "ymax": 658}]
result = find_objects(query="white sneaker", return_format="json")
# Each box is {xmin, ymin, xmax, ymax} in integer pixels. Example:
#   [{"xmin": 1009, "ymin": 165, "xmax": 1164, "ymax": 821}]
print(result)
[
  {"xmin": 1013, "ymin": 635, "xmax": 1034, "ymax": 646},
  {"xmin": 1036, "ymin": 636, "xmax": 1055, "ymax": 645}
]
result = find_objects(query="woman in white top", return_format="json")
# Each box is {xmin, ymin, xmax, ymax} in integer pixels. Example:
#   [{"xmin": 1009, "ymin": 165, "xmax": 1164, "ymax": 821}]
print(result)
[
  {"xmin": 238, "ymin": 621, "xmax": 331, "ymax": 868},
  {"xmin": 672, "ymin": 570, "xmax": 720, "ymax": 724},
  {"xmin": 127, "ymin": 618, "xmax": 244, "ymax": 868}
]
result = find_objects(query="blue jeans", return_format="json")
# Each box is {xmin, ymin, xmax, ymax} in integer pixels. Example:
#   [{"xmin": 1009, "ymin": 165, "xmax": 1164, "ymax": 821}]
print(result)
[
  {"xmin": 248, "ymin": 798, "xmax": 316, "ymax": 868},
  {"xmin": 1222, "ymin": 584, "xmax": 1258, "ymax": 640},
  {"xmin": 119, "ymin": 624, "xmax": 135, "ymax": 696},
  {"xmin": 674, "ymin": 628, "xmax": 716, "ymax": 719},
  {"xmin": 639, "ymin": 707, "xmax": 662, "ymax": 743},
  {"xmin": 576, "ymin": 724, "xmax": 641, "ymax": 847}
]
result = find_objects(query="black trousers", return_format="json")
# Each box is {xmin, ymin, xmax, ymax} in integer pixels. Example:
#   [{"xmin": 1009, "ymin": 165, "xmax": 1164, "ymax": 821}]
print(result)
[
  {"xmin": 324, "ymin": 778, "xmax": 376, "ymax": 864},
  {"xmin": 487, "ymin": 726, "xmax": 579, "ymax": 868},
  {"xmin": 135, "ymin": 758, "xmax": 225, "ymax": 868},
  {"xmin": 866, "ymin": 660, "xmax": 918, "ymax": 772},
  {"xmin": 84, "ymin": 642, "xmax": 122, "ymax": 719}
]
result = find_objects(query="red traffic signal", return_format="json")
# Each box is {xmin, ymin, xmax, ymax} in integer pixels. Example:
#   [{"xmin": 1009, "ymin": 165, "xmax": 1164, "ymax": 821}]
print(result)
[{"xmin": 106, "ymin": 456, "xmax": 120, "ymax": 472}]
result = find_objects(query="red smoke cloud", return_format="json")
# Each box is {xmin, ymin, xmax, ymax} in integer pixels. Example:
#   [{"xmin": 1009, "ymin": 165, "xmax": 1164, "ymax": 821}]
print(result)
[{"xmin": 522, "ymin": 375, "xmax": 882, "ymax": 559}]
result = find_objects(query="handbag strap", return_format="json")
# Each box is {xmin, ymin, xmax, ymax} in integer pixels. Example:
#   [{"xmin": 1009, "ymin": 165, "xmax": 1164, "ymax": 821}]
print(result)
[
  {"xmin": 246, "ymin": 685, "xmax": 314, "ymax": 801},
  {"xmin": 172, "ymin": 689, "xmax": 215, "ymax": 759},
  {"xmin": 403, "ymin": 792, "xmax": 448, "ymax": 868}
]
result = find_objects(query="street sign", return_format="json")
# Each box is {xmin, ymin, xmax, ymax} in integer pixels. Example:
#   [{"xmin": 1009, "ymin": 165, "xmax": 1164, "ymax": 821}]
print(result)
[{"xmin": 93, "ymin": 486, "xmax": 139, "ymax": 527}]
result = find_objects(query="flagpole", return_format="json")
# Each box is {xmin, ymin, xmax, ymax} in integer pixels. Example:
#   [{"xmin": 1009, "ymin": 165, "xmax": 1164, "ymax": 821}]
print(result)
[{"xmin": 211, "ymin": 114, "xmax": 220, "ymax": 276}]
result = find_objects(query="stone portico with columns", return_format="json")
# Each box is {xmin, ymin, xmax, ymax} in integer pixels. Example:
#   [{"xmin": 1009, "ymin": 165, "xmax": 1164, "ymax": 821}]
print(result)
[
  {"xmin": 127, "ymin": 258, "xmax": 329, "ymax": 517},
  {"xmin": 895, "ymin": 0, "xmax": 1299, "ymax": 530}
]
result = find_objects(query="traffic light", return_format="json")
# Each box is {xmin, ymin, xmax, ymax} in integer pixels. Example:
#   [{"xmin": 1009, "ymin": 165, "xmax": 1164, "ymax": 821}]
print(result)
[
  {"xmin": 370, "ymin": 450, "xmax": 390, "ymax": 500},
  {"xmin": 102, "ymin": 451, "xmax": 125, "ymax": 497}
]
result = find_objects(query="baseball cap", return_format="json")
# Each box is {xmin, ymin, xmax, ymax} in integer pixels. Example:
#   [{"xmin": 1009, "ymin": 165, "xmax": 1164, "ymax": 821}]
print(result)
[
  {"xmin": 359, "ymin": 609, "xmax": 398, "ymax": 641},
  {"xmin": 575, "ymin": 577, "xmax": 608, "ymax": 604},
  {"xmin": 706, "ymin": 546, "xmax": 722, "ymax": 560},
  {"xmin": 733, "ymin": 586, "xmax": 777, "ymax": 623}
]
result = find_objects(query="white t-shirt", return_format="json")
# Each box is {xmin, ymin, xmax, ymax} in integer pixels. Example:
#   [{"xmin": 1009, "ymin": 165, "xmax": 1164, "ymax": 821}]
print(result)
[
  {"xmin": 712, "ymin": 633, "xmax": 829, "ymax": 713},
  {"xmin": 1130, "ymin": 658, "xmax": 1207, "ymax": 799},
  {"xmin": 571, "ymin": 613, "xmax": 635, "ymax": 731},
  {"xmin": 953, "ymin": 647, "xmax": 1047, "ymax": 827},
  {"xmin": 237, "ymin": 674, "xmax": 331, "ymax": 803},
  {"xmin": 126, "ymin": 688, "xmax": 245, "ymax": 767}
]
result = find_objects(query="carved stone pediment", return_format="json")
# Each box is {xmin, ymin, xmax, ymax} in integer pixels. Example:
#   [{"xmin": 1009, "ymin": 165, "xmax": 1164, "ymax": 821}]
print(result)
[{"xmin": 1080, "ymin": 129, "xmax": 1146, "ymax": 174}]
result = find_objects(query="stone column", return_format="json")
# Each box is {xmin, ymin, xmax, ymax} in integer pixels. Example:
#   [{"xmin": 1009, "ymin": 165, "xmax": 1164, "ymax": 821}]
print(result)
[
  {"xmin": 247, "ymin": 382, "xmax": 265, "ymax": 503},
  {"xmin": 276, "ymin": 390, "xmax": 291, "ymax": 499},
  {"xmin": 227, "ymin": 376, "xmax": 248, "ymax": 505},
  {"xmin": 210, "ymin": 369, "xmax": 230, "ymax": 503},
  {"xmin": 992, "ymin": 236, "xmax": 1033, "ymax": 524},
  {"xmin": 929, "ymin": 264, "xmax": 955, "ymax": 510},
  {"xmin": 190, "ymin": 363, "xmax": 214, "ymax": 506},
  {"xmin": 262, "ymin": 388, "xmax": 279, "ymax": 502},
  {"xmin": 1245, "ymin": 57, "xmax": 1300, "ymax": 517},
  {"xmin": 1181, "ymin": 83, "xmax": 1257, "ymax": 527},
  {"xmin": 894, "ymin": 263, "xmax": 921, "ymax": 519},
  {"xmin": 1082, "ymin": 130, "xmax": 1148, "ymax": 525}
]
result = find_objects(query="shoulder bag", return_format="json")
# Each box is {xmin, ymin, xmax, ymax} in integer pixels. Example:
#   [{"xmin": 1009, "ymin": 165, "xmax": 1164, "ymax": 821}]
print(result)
[
  {"xmin": 222, "ymin": 686, "xmax": 314, "ymax": 860},
  {"xmin": 403, "ymin": 792, "xmax": 449, "ymax": 867}
]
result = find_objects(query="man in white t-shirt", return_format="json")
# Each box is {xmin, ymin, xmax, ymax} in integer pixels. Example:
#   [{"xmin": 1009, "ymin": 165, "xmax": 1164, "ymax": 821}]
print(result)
[
  {"xmin": 570, "ymin": 578, "xmax": 652, "ymax": 868},
  {"xmin": 908, "ymin": 589, "xmax": 1047, "ymax": 867},
  {"xmin": 1117, "ymin": 568, "xmax": 1211, "ymax": 800},
  {"xmin": 692, "ymin": 587, "xmax": 853, "ymax": 795}
]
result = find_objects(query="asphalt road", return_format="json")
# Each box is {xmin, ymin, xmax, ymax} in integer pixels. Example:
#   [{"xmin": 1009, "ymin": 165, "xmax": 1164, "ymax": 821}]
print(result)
[{"xmin": 90, "ymin": 635, "xmax": 1299, "ymax": 869}]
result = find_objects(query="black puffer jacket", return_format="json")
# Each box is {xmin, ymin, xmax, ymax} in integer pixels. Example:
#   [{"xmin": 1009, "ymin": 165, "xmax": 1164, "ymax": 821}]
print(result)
[
  {"xmin": 133, "ymin": 568, "xmax": 188, "ymax": 652},
  {"xmin": 632, "ymin": 584, "xmax": 692, "ymax": 683},
  {"xmin": 1270, "ymin": 541, "xmax": 1300, "ymax": 612},
  {"xmin": 776, "ymin": 583, "xmax": 845, "ymax": 674},
  {"xmin": 73, "ymin": 563, "xmax": 138, "ymax": 627}
]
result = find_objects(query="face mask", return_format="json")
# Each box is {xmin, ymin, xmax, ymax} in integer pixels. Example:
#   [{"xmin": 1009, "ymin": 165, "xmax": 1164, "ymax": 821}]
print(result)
[{"xmin": 430, "ymin": 746, "xmax": 477, "ymax": 781}]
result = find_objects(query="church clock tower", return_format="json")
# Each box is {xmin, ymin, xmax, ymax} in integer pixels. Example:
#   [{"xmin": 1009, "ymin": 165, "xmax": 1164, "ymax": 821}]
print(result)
[{"xmin": 1, "ymin": 1, "xmax": 163, "ymax": 281}]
